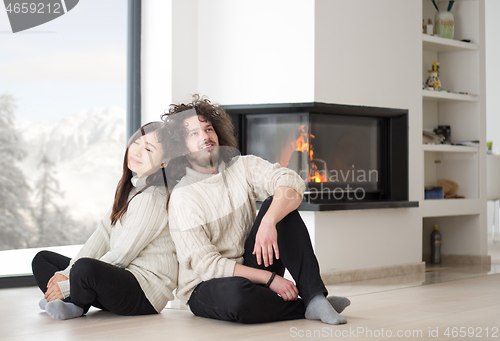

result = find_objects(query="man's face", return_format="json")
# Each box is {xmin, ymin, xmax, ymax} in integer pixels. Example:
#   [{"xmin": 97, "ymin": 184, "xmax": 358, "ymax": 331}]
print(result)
[{"xmin": 184, "ymin": 115, "xmax": 220, "ymax": 169}]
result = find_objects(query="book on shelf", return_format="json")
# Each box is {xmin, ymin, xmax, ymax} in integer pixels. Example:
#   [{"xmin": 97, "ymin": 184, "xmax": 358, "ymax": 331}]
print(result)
[{"xmin": 453, "ymin": 141, "xmax": 480, "ymax": 147}]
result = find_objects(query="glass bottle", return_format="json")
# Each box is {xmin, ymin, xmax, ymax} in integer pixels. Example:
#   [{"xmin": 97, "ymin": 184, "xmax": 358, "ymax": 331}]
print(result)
[{"xmin": 430, "ymin": 224, "xmax": 442, "ymax": 264}]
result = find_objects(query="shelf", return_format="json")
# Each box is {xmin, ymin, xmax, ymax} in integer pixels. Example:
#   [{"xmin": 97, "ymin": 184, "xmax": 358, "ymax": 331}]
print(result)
[
  {"xmin": 422, "ymin": 89, "xmax": 478, "ymax": 102},
  {"xmin": 422, "ymin": 34, "xmax": 479, "ymax": 52},
  {"xmin": 296, "ymin": 201, "xmax": 419, "ymax": 211},
  {"xmin": 421, "ymin": 198, "xmax": 481, "ymax": 217},
  {"xmin": 423, "ymin": 144, "xmax": 479, "ymax": 153},
  {"xmin": 420, "ymin": 0, "xmax": 485, "ymax": 258}
]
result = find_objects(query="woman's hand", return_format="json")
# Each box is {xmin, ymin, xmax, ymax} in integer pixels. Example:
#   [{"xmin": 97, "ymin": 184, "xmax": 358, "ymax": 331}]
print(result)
[
  {"xmin": 47, "ymin": 273, "xmax": 68, "ymax": 288},
  {"xmin": 268, "ymin": 275, "xmax": 299, "ymax": 301},
  {"xmin": 45, "ymin": 273, "xmax": 68, "ymax": 302},
  {"xmin": 253, "ymin": 218, "xmax": 279, "ymax": 267}
]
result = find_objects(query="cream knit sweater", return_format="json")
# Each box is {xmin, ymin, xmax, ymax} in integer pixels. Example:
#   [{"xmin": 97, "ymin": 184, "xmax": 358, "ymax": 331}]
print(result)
[
  {"xmin": 169, "ymin": 155, "xmax": 305, "ymax": 304},
  {"xmin": 56, "ymin": 176, "xmax": 178, "ymax": 313}
]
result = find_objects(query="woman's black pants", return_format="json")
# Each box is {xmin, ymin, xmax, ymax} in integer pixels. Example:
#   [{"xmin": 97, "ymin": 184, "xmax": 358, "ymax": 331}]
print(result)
[
  {"xmin": 31, "ymin": 251, "xmax": 157, "ymax": 316},
  {"xmin": 187, "ymin": 196, "xmax": 328, "ymax": 324}
]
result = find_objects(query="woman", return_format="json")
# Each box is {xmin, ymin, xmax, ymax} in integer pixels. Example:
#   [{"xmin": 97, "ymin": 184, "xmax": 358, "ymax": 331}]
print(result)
[{"xmin": 31, "ymin": 122, "xmax": 178, "ymax": 320}]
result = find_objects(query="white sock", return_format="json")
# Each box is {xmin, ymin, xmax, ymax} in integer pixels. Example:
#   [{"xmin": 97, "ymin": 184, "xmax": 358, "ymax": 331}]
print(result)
[
  {"xmin": 39, "ymin": 298, "xmax": 47, "ymax": 310},
  {"xmin": 45, "ymin": 300, "xmax": 84, "ymax": 320},
  {"xmin": 305, "ymin": 294, "xmax": 347, "ymax": 325}
]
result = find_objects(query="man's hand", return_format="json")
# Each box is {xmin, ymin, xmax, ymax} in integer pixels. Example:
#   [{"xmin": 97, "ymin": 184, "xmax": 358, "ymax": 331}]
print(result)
[
  {"xmin": 252, "ymin": 187, "xmax": 302, "ymax": 267},
  {"xmin": 233, "ymin": 264, "xmax": 298, "ymax": 301},
  {"xmin": 45, "ymin": 273, "xmax": 68, "ymax": 302},
  {"xmin": 253, "ymin": 218, "xmax": 279, "ymax": 267},
  {"xmin": 268, "ymin": 275, "xmax": 299, "ymax": 301}
]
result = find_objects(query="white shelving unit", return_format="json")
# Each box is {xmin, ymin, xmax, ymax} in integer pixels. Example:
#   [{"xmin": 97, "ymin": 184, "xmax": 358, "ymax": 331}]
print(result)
[
  {"xmin": 422, "ymin": 89, "xmax": 478, "ymax": 102},
  {"xmin": 421, "ymin": 198, "xmax": 482, "ymax": 217},
  {"xmin": 421, "ymin": 0, "xmax": 487, "ymax": 264},
  {"xmin": 422, "ymin": 144, "xmax": 478, "ymax": 153},
  {"xmin": 422, "ymin": 34, "xmax": 478, "ymax": 52}
]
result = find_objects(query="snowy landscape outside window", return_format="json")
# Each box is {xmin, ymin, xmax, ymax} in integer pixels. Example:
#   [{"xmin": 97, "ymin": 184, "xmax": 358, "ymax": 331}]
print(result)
[{"xmin": 0, "ymin": 1, "xmax": 127, "ymax": 277}]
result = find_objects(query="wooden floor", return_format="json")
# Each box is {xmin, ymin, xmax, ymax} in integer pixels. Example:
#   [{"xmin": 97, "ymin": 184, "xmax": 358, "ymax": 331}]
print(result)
[
  {"xmin": 2, "ymin": 241, "xmax": 500, "ymax": 341},
  {"xmin": 1, "ymin": 274, "xmax": 499, "ymax": 340}
]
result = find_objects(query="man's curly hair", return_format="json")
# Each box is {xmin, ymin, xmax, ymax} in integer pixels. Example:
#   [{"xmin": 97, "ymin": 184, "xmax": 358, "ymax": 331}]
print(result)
[{"xmin": 161, "ymin": 95, "xmax": 238, "ymax": 183}]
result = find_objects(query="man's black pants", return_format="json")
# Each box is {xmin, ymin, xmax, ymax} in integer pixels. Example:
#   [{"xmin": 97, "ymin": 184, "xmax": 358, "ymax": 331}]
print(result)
[
  {"xmin": 187, "ymin": 196, "xmax": 328, "ymax": 323},
  {"xmin": 31, "ymin": 251, "xmax": 157, "ymax": 316}
]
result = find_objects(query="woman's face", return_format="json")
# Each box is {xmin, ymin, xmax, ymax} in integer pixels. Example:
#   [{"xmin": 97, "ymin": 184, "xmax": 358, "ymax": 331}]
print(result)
[{"xmin": 128, "ymin": 132, "xmax": 165, "ymax": 178}]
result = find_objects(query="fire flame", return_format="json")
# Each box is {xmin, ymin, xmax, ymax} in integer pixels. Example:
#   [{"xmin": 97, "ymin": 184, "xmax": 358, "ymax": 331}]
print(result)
[
  {"xmin": 295, "ymin": 125, "xmax": 327, "ymax": 182},
  {"xmin": 296, "ymin": 125, "xmax": 312, "ymax": 156}
]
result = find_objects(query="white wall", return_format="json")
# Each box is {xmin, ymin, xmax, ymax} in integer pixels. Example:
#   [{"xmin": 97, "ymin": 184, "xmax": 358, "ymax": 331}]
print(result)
[
  {"xmin": 314, "ymin": 1, "xmax": 421, "ymax": 110},
  {"xmin": 486, "ymin": 0, "xmax": 500, "ymax": 154},
  {"xmin": 195, "ymin": 0, "xmax": 315, "ymax": 105},
  {"xmin": 171, "ymin": 0, "xmax": 198, "ymax": 104},
  {"xmin": 315, "ymin": 209, "xmax": 423, "ymax": 273},
  {"xmin": 485, "ymin": 0, "xmax": 500, "ymax": 236},
  {"xmin": 144, "ymin": 0, "xmax": 316, "ymax": 107},
  {"xmin": 141, "ymin": 0, "xmax": 173, "ymax": 124}
]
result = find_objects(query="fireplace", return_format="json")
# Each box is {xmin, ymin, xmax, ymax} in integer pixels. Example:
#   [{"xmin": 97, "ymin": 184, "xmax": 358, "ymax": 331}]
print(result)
[{"xmin": 224, "ymin": 102, "xmax": 418, "ymax": 210}]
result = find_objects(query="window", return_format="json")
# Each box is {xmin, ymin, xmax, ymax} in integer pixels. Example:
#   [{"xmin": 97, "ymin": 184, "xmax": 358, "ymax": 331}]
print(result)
[{"xmin": 0, "ymin": 0, "xmax": 129, "ymax": 280}]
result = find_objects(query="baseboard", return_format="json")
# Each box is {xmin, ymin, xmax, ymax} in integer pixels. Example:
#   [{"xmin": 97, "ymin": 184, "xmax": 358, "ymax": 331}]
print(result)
[
  {"xmin": 0, "ymin": 274, "xmax": 37, "ymax": 289},
  {"xmin": 423, "ymin": 253, "xmax": 491, "ymax": 266},
  {"xmin": 321, "ymin": 262, "xmax": 425, "ymax": 285}
]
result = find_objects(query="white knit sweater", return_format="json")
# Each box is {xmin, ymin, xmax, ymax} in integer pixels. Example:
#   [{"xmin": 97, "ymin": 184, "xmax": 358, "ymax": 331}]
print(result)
[
  {"xmin": 168, "ymin": 155, "xmax": 305, "ymax": 304},
  {"xmin": 56, "ymin": 176, "xmax": 178, "ymax": 313}
]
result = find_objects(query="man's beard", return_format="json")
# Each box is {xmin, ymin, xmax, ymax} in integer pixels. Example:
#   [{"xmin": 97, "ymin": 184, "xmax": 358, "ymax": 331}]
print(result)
[{"xmin": 186, "ymin": 146, "xmax": 220, "ymax": 169}]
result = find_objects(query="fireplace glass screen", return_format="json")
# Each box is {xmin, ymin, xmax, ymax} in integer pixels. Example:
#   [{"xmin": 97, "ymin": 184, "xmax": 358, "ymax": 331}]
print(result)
[{"xmin": 245, "ymin": 113, "xmax": 385, "ymax": 201}]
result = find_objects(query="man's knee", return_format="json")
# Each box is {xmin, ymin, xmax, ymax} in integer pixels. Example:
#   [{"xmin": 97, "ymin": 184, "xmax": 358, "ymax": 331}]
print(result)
[
  {"xmin": 259, "ymin": 196, "xmax": 274, "ymax": 212},
  {"xmin": 225, "ymin": 277, "xmax": 262, "ymax": 323}
]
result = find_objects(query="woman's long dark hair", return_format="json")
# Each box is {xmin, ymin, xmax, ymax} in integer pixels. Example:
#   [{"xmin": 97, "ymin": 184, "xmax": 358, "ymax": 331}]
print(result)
[{"xmin": 110, "ymin": 122, "xmax": 169, "ymax": 226}]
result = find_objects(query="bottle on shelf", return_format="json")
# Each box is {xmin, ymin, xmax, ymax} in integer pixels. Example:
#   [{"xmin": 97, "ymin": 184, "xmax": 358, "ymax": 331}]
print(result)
[
  {"xmin": 427, "ymin": 19, "xmax": 434, "ymax": 35},
  {"xmin": 430, "ymin": 224, "xmax": 442, "ymax": 264}
]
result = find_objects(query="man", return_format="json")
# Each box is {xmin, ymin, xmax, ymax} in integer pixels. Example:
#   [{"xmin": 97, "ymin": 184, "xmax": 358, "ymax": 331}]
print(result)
[{"xmin": 164, "ymin": 95, "xmax": 349, "ymax": 324}]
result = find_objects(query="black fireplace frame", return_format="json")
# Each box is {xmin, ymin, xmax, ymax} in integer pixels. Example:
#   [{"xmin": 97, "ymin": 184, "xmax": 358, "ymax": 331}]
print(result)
[{"xmin": 224, "ymin": 102, "xmax": 418, "ymax": 211}]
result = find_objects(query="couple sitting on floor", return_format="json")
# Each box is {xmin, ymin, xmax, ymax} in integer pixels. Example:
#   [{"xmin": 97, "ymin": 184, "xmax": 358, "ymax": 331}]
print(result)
[{"xmin": 31, "ymin": 95, "xmax": 350, "ymax": 325}]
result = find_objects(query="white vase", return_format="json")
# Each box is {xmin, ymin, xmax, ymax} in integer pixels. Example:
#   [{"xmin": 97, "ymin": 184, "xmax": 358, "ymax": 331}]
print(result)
[{"xmin": 434, "ymin": 11, "xmax": 454, "ymax": 39}]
